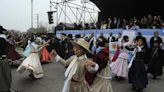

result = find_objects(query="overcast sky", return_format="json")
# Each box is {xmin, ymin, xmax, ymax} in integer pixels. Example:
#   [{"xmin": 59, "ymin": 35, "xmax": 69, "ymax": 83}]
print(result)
[{"xmin": 0, "ymin": 0, "xmax": 99, "ymax": 32}]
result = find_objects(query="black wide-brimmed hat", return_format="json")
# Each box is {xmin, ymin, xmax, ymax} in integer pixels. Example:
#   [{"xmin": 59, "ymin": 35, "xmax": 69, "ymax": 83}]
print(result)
[{"xmin": 0, "ymin": 25, "xmax": 7, "ymax": 32}]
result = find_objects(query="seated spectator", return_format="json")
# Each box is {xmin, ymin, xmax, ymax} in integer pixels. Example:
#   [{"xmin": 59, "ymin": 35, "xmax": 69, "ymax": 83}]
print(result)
[
  {"xmin": 130, "ymin": 23, "xmax": 140, "ymax": 30},
  {"xmin": 100, "ymin": 21, "xmax": 108, "ymax": 29}
]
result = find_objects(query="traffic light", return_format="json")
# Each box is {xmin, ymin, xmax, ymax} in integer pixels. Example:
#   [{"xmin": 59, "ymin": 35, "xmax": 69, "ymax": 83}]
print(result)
[{"xmin": 47, "ymin": 11, "xmax": 54, "ymax": 24}]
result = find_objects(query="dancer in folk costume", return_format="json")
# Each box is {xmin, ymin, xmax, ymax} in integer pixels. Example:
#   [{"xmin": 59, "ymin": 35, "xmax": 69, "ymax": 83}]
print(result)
[
  {"xmin": 85, "ymin": 37, "xmax": 107, "ymax": 85},
  {"xmin": 110, "ymin": 35, "xmax": 131, "ymax": 80},
  {"xmin": 90, "ymin": 47, "xmax": 113, "ymax": 92},
  {"xmin": 53, "ymin": 38, "xmax": 99, "ymax": 92},
  {"xmin": 0, "ymin": 26, "xmax": 12, "ymax": 92},
  {"xmin": 23, "ymin": 38, "xmax": 32, "ymax": 57},
  {"xmin": 40, "ymin": 38, "xmax": 53, "ymax": 62},
  {"xmin": 147, "ymin": 40, "xmax": 163, "ymax": 79},
  {"xmin": 17, "ymin": 37, "xmax": 48, "ymax": 79},
  {"xmin": 6, "ymin": 35, "xmax": 21, "ymax": 61},
  {"xmin": 128, "ymin": 36, "xmax": 148, "ymax": 92}
]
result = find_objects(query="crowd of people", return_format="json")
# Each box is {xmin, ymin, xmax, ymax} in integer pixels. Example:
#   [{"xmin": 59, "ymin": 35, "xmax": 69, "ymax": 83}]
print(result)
[
  {"xmin": 55, "ymin": 14, "xmax": 164, "ymax": 31},
  {"xmin": 100, "ymin": 14, "xmax": 164, "ymax": 30},
  {"xmin": 0, "ymin": 24, "xmax": 164, "ymax": 92}
]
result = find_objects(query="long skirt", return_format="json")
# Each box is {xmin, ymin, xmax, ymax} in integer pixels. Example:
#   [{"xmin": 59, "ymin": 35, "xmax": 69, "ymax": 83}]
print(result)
[
  {"xmin": 128, "ymin": 60, "xmax": 148, "ymax": 89},
  {"xmin": 0, "ymin": 59, "xmax": 11, "ymax": 92},
  {"xmin": 90, "ymin": 59, "xmax": 113, "ymax": 92},
  {"xmin": 6, "ymin": 44, "xmax": 21, "ymax": 61},
  {"xmin": 90, "ymin": 76, "xmax": 113, "ymax": 92},
  {"xmin": 40, "ymin": 47, "xmax": 53, "ymax": 62},
  {"xmin": 17, "ymin": 52, "xmax": 44, "ymax": 79},
  {"xmin": 69, "ymin": 80, "xmax": 90, "ymax": 92},
  {"xmin": 147, "ymin": 57, "xmax": 163, "ymax": 76},
  {"xmin": 110, "ymin": 52, "xmax": 128, "ymax": 77}
]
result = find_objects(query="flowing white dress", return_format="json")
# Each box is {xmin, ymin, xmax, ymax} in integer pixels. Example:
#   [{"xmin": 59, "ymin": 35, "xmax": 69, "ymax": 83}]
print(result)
[{"xmin": 17, "ymin": 42, "xmax": 44, "ymax": 79}]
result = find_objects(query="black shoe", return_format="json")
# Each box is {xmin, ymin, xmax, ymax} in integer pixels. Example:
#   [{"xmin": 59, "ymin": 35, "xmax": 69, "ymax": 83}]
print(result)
[
  {"xmin": 118, "ymin": 77, "xmax": 126, "ymax": 81},
  {"xmin": 114, "ymin": 76, "xmax": 119, "ymax": 79},
  {"xmin": 136, "ymin": 88, "xmax": 143, "ymax": 92},
  {"xmin": 153, "ymin": 76, "xmax": 157, "ymax": 79},
  {"xmin": 131, "ymin": 85, "xmax": 136, "ymax": 90},
  {"xmin": 7, "ymin": 90, "xmax": 11, "ymax": 92},
  {"xmin": 29, "ymin": 73, "xmax": 37, "ymax": 80}
]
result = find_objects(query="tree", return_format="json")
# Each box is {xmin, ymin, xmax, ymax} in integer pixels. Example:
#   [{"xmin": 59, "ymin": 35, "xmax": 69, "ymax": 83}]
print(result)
[{"xmin": 27, "ymin": 26, "xmax": 48, "ymax": 34}]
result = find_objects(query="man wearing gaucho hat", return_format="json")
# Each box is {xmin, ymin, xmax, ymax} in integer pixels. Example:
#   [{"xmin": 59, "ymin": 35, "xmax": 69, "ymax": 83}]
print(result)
[
  {"xmin": 0, "ymin": 26, "xmax": 11, "ymax": 92},
  {"xmin": 52, "ymin": 38, "xmax": 99, "ymax": 92}
]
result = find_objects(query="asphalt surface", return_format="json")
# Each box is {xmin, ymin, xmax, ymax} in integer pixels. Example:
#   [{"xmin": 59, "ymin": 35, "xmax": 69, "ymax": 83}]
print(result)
[{"xmin": 10, "ymin": 60, "xmax": 164, "ymax": 92}]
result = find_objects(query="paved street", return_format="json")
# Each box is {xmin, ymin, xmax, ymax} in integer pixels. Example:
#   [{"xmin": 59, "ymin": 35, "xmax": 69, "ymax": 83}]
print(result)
[{"xmin": 11, "ymin": 61, "xmax": 164, "ymax": 92}]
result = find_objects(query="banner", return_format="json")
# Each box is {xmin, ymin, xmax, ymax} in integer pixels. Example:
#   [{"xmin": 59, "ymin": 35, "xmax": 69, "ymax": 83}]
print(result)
[
  {"xmin": 122, "ymin": 30, "xmax": 136, "ymax": 42},
  {"xmin": 56, "ymin": 29, "xmax": 164, "ymax": 49}
]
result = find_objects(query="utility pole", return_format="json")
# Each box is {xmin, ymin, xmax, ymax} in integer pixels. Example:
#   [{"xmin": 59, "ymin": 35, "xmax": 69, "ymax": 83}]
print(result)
[
  {"xmin": 31, "ymin": 0, "xmax": 34, "ymax": 29},
  {"xmin": 49, "ymin": 0, "xmax": 54, "ymax": 33},
  {"xmin": 36, "ymin": 14, "xmax": 39, "ymax": 28},
  {"xmin": 50, "ymin": 0, "xmax": 52, "ymax": 11}
]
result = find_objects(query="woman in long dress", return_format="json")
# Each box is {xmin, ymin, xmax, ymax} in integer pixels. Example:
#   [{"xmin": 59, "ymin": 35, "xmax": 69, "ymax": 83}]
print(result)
[
  {"xmin": 90, "ymin": 47, "xmax": 113, "ymax": 92},
  {"xmin": 147, "ymin": 41, "xmax": 163, "ymax": 79},
  {"xmin": 23, "ymin": 39, "xmax": 32, "ymax": 58},
  {"xmin": 17, "ymin": 37, "xmax": 48, "ymax": 79},
  {"xmin": 110, "ymin": 35, "xmax": 130, "ymax": 80},
  {"xmin": 128, "ymin": 37, "xmax": 148, "ymax": 92},
  {"xmin": 40, "ymin": 39, "xmax": 53, "ymax": 62}
]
